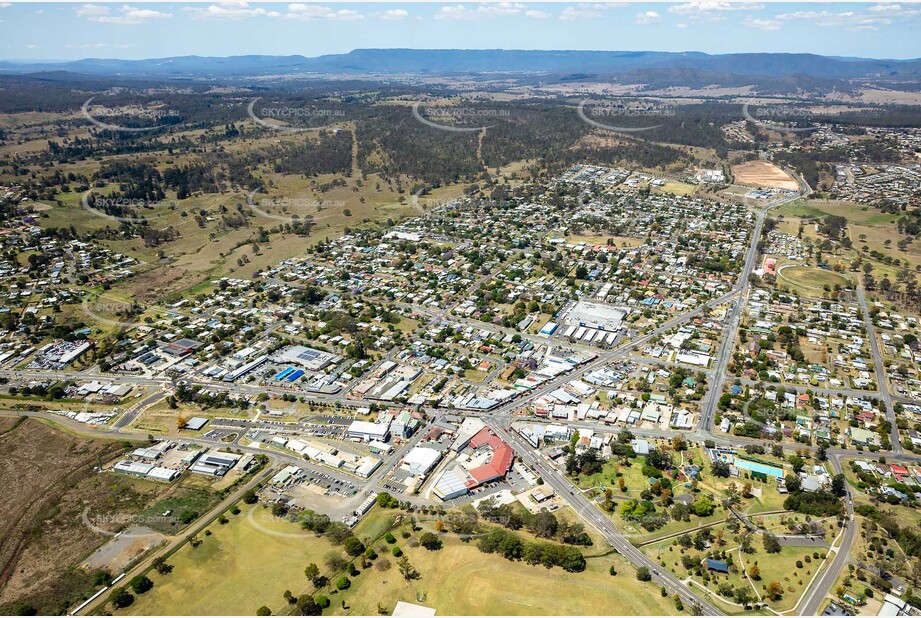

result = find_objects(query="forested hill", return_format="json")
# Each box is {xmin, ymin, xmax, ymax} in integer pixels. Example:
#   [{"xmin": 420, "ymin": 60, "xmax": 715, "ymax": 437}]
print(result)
[{"xmin": 2, "ymin": 49, "xmax": 921, "ymax": 80}]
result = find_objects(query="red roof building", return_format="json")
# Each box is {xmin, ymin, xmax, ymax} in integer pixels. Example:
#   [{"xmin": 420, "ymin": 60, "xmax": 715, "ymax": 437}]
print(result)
[{"xmin": 464, "ymin": 427, "xmax": 515, "ymax": 488}]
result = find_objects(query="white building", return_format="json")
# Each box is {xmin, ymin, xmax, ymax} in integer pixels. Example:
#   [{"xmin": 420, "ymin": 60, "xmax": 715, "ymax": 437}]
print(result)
[{"xmin": 348, "ymin": 419, "xmax": 391, "ymax": 442}]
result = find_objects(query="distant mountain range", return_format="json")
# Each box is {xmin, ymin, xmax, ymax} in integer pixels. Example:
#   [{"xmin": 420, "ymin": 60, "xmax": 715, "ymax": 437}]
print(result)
[{"xmin": 2, "ymin": 49, "xmax": 921, "ymax": 81}]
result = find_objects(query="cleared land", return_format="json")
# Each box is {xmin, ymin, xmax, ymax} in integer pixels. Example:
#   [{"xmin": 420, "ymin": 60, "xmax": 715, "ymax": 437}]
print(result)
[{"xmin": 733, "ymin": 161, "xmax": 799, "ymax": 190}]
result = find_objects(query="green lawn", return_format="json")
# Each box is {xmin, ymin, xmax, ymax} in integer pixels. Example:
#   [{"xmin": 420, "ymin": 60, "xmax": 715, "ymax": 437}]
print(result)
[
  {"xmin": 116, "ymin": 504, "xmax": 338, "ymax": 615},
  {"xmin": 777, "ymin": 266, "xmax": 852, "ymax": 292},
  {"xmin": 333, "ymin": 532, "xmax": 677, "ymax": 616},
  {"xmin": 118, "ymin": 501, "xmax": 680, "ymax": 616}
]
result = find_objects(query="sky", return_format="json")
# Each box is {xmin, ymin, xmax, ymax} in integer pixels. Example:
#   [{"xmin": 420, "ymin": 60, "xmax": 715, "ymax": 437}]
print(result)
[{"xmin": 1, "ymin": 2, "xmax": 920, "ymax": 61}]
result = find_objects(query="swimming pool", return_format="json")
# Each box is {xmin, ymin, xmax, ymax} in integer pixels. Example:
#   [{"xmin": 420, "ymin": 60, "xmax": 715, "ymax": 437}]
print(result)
[{"xmin": 734, "ymin": 458, "xmax": 784, "ymax": 479}]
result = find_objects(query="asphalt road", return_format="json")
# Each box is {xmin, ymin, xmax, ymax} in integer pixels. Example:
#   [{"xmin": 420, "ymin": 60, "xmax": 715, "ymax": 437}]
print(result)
[
  {"xmin": 798, "ymin": 455, "xmax": 857, "ymax": 615},
  {"xmin": 856, "ymin": 284, "xmax": 902, "ymax": 453},
  {"xmin": 492, "ymin": 420, "xmax": 724, "ymax": 616}
]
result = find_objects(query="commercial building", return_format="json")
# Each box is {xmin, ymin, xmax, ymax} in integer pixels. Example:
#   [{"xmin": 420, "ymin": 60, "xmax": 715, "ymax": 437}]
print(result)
[
  {"xmin": 348, "ymin": 419, "xmax": 391, "ymax": 442},
  {"xmin": 273, "ymin": 345, "xmax": 341, "ymax": 372},
  {"xmin": 401, "ymin": 446, "xmax": 442, "ymax": 477},
  {"xmin": 189, "ymin": 451, "xmax": 241, "ymax": 476},
  {"xmin": 223, "ymin": 354, "xmax": 268, "ymax": 382}
]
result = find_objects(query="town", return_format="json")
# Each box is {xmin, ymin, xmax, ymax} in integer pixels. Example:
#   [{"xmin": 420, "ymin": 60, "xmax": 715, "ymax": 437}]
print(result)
[{"xmin": 2, "ymin": 22, "xmax": 921, "ymax": 617}]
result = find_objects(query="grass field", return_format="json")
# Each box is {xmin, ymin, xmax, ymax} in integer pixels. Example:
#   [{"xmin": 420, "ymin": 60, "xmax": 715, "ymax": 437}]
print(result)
[
  {"xmin": 334, "ymin": 531, "xmax": 676, "ymax": 616},
  {"xmin": 655, "ymin": 181, "xmax": 698, "ymax": 197},
  {"xmin": 119, "ymin": 503, "xmax": 678, "ymax": 616},
  {"xmin": 117, "ymin": 504, "xmax": 339, "ymax": 616},
  {"xmin": 645, "ymin": 519, "xmax": 829, "ymax": 613},
  {"xmin": 777, "ymin": 266, "xmax": 852, "ymax": 292}
]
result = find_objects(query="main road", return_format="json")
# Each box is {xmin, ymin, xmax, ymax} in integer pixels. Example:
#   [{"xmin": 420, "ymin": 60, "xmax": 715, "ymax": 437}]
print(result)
[
  {"xmin": 797, "ymin": 453, "xmax": 857, "ymax": 615},
  {"xmin": 489, "ymin": 418, "xmax": 724, "ymax": 616},
  {"xmin": 855, "ymin": 284, "xmax": 902, "ymax": 453}
]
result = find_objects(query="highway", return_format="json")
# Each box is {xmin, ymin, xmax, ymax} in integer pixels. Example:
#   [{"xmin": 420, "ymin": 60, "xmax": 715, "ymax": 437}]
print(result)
[
  {"xmin": 797, "ymin": 454, "xmax": 857, "ymax": 615},
  {"xmin": 491, "ymin": 419, "xmax": 723, "ymax": 616}
]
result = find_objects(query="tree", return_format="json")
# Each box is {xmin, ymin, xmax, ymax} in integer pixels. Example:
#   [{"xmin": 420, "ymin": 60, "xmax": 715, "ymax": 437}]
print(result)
[
  {"xmin": 741, "ymin": 482, "xmax": 753, "ymax": 499},
  {"xmin": 335, "ymin": 576, "xmax": 351, "ymax": 590},
  {"xmin": 109, "ymin": 587, "xmax": 134, "ymax": 609},
  {"xmin": 325, "ymin": 552, "xmax": 347, "ymax": 571},
  {"xmin": 740, "ymin": 533, "xmax": 754, "ymax": 554},
  {"xmin": 325, "ymin": 522, "xmax": 352, "ymax": 544},
  {"xmin": 296, "ymin": 594, "xmax": 322, "ymax": 616},
  {"xmin": 528, "ymin": 510, "xmax": 559, "ymax": 539},
  {"xmin": 243, "ymin": 490, "xmax": 258, "ymax": 504},
  {"xmin": 129, "ymin": 575, "xmax": 153, "ymax": 595},
  {"xmin": 831, "ymin": 473, "xmax": 846, "ymax": 496},
  {"xmin": 419, "ymin": 532, "xmax": 443, "ymax": 551},
  {"xmin": 692, "ymin": 494, "xmax": 716, "ymax": 517},
  {"xmin": 344, "ymin": 536, "xmax": 366, "ymax": 557},
  {"xmin": 748, "ymin": 564, "xmax": 761, "ymax": 580},
  {"xmin": 397, "ymin": 555, "xmax": 419, "ymax": 581},
  {"xmin": 711, "ymin": 460, "xmax": 731, "ymax": 478},
  {"xmin": 152, "ymin": 557, "xmax": 173, "ymax": 575},
  {"xmin": 636, "ymin": 566, "xmax": 652, "ymax": 581},
  {"xmin": 766, "ymin": 580, "xmax": 784, "ymax": 601},
  {"xmin": 763, "ymin": 533, "xmax": 781, "ymax": 554},
  {"xmin": 304, "ymin": 563, "xmax": 321, "ymax": 586},
  {"xmin": 257, "ymin": 606, "xmax": 272, "ymax": 616}
]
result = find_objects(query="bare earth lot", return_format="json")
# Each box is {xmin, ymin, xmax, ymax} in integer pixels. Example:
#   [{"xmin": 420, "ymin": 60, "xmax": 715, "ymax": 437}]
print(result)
[{"xmin": 733, "ymin": 160, "xmax": 799, "ymax": 190}]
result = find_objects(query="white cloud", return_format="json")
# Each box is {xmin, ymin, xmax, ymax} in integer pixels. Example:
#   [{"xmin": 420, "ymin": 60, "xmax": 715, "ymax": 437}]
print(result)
[
  {"xmin": 668, "ymin": 1, "xmax": 763, "ymax": 22},
  {"xmin": 435, "ymin": 3, "xmax": 536, "ymax": 20},
  {"xmin": 0, "ymin": 3, "xmax": 12, "ymax": 7},
  {"xmin": 525, "ymin": 9, "xmax": 549, "ymax": 18},
  {"xmin": 772, "ymin": 8, "xmax": 911, "ymax": 31},
  {"xmin": 373, "ymin": 9, "xmax": 409, "ymax": 20},
  {"xmin": 635, "ymin": 10, "xmax": 661, "ymax": 24},
  {"xmin": 560, "ymin": 6, "xmax": 600, "ymax": 20},
  {"xmin": 867, "ymin": 3, "xmax": 915, "ymax": 13},
  {"xmin": 743, "ymin": 16, "xmax": 781, "ymax": 31},
  {"xmin": 282, "ymin": 4, "xmax": 364, "ymax": 20},
  {"xmin": 75, "ymin": 4, "xmax": 109, "ymax": 19},
  {"xmin": 184, "ymin": 2, "xmax": 272, "ymax": 20},
  {"xmin": 77, "ymin": 4, "xmax": 172, "ymax": 24},
  {"xmin": 186, "ymin": 2, "xmax": 374, "ymax": 21},
  {"xmin": 560, "ymin": 2, "xmax": 627, "ymax": 20}
]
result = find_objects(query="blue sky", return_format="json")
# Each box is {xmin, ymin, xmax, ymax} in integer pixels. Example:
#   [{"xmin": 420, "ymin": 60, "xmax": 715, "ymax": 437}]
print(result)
[{"xmin": 2, "ymin": 2, "xmax": 920, "ymax": 61}]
